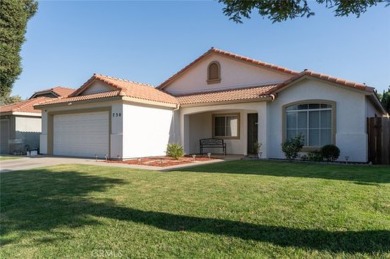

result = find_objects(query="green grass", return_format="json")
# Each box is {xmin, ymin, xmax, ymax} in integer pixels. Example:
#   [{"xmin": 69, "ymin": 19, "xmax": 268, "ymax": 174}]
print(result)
[
  {"xmin": 0, "ymin": 155, "xmax": 20, "ymax": 161},
  {"xmin": 1, "ymin": 160, "xmax": 389, "ymax": 258}
]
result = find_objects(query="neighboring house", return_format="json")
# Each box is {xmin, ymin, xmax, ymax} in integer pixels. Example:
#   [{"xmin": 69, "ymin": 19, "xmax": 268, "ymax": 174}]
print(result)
[
  {"xmin": 0, "ymin": 87, "xmax": 74, "ymax": 154},
  {"xmin": 35, "ymin": 48, "xmax": 386, "ymax": 162}
]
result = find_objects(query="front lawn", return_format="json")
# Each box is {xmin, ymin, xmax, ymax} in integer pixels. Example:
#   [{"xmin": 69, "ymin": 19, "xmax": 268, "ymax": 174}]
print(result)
[
  {"xmin": 0, "ymin": 155, "xmax": 20, "ymax": 161},
  {"xmin": 1, "ymin": 161, "xmax": 389, "ymax": 258}
]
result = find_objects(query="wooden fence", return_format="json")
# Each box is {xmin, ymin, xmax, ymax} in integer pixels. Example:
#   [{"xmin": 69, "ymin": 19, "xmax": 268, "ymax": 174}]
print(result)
[{"xmin": 367, "ymin": 117, "xmax": 390, "ymax": 164}]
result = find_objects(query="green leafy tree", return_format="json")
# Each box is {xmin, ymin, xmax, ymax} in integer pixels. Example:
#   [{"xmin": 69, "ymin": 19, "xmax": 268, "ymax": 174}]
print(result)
[
  {"xmin": 0, "ymin": 93, "xmax": 23, "ymax": 105},
  {"xmin": 380, "ymin": 86, "xmax": 390, "ymax": 113},
  {"xmin": 218, "ymin": 0, "xmax": 389, "ymax": 23},
  {"xmin": 0, "ymin": 0, "xmax": 38, "ymax": 98}
]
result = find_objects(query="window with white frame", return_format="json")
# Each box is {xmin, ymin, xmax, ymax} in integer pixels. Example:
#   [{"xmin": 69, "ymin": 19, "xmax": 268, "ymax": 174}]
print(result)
[
  {"xmin": 285, "ymin": 103, "xmax": 333, "ymax": 147},
  {"xmin": 213, "ymin": 114, "xmax": 239, "ymax": 138}
]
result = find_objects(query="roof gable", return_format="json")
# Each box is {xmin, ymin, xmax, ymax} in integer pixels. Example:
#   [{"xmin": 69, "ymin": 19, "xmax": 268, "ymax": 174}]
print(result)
[
  {"xmin": 79, "ymin": 80, "xmax": 117, "ymax": 96},
  {"xmin": 30, "ymin": 86, "xmax": 74, "ymax": 99},
  {"xmin": 37, "ymin": 74, "xmax": 178, "ymax": 108},
  {"xmin": 270, "ymin": 70, "xmax": 387, "ymax": 115},
  {"xmin": 158, "ymin": 47, "xmax": 298, "ymax": 91},
  {"xmin": 270, "ymin": 70, "xmax": 373, "ymax": 94}
]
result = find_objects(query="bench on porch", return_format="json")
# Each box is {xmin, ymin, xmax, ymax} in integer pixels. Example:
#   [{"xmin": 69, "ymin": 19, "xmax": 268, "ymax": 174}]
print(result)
[{"xmin": 199, "ymin": 138, "xmax": 226, "ymax": 155}]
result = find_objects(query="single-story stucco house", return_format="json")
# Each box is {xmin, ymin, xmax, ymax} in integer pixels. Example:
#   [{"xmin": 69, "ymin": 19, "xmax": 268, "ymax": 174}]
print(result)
[
  {"xmin": 0, "ymin": 87, "xmax": 74, "ymax": 154},
  {"xmin": 35, "ymin": 48, "xmax": 387, "ymax": 162}
]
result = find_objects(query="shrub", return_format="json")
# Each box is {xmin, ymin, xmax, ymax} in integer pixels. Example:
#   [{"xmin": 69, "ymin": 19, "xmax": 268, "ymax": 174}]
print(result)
[
  {"xmin": 166, "ymin": 144, "xmax": 184, "ymax": 160},
  {"xmin": 281, "ymin": 135, "xmax": 304, "ymax": 161},
  {"xmin": 308, "ymin": 150, "xmax": 323, "ymax": 162},
  {"xmin": 300, "ymin": 154, "xmax": 308, "ymax": 161},
  {"xmin": 321, "ymin": 144, "xmax": 340, "ymax": 162},
  {"xmin": 253, "ymin": 142, "xmax": 262, "ymax": 154}
]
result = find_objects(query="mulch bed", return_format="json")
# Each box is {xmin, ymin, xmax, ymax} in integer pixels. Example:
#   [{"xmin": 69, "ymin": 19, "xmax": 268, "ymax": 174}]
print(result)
[{"xmin": 105, "ymin": 155, "xmax": 216, "ymax": 167}]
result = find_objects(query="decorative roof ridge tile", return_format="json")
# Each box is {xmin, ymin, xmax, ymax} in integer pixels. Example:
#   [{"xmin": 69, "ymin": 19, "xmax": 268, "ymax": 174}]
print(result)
[{"xmin": 94, "ymin": 73, "xmax": 155, "ymax": 87}]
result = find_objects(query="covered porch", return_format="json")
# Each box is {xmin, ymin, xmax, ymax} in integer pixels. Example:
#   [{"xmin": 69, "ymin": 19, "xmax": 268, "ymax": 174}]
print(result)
[{"xmin": 180, "ymin": 102, "xmax": 269, "ymax": 157}]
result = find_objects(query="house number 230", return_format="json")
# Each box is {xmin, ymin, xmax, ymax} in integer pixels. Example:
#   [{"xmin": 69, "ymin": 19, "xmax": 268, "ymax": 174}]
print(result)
[{"xmin": 112, "ymin": 113, "xmax": 121, "ymax": 117}]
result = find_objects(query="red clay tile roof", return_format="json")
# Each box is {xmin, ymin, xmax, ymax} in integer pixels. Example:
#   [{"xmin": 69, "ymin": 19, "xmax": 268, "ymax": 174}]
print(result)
[
  {"xmin": 35, "ymin": 91, "xmax": 122, "ymax": 106},
  {"xmin": 158, "ymin": 47, "xmax": 299, "ymax": 90},
  {"xmin": 30, "ymin": 86, "xmax": 75, "ymax": 99},
  {"xmin": 50, "ymin": 86, "xmax": 75, "ymax": 97},
  {"xmin": 270, "ymin": 70, "xmax": 374, "ymax": 94},
  {"xmin": 0, "ymin": 97, "xmax": 50, "ymax": 114},
  {"xmin": 176, "ymin": 84, "xmax": 278, "ymax": 105},
  {"xmin": 38, "ymin": 74, "xmax": 178, "ymax": 107},
  {"xmin": 176, "ymin": 68, "xmax": 377, "ymax": 106}
]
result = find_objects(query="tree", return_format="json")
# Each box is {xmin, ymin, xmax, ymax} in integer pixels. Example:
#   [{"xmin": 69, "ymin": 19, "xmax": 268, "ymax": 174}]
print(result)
[
  {"xmin": 380, "ymin": 86, "xmax": 390, "ymax": 113},
  {"xmin": 0, "ymin": 93, "xmax": 23, "ymax": 105},
  {"xmin": 218, "ymin": 0, "xmax": 389, "ymax": 23},
  {"xmin": 0, "ymin": 0, "xmax": 38, "ymax": 98}
]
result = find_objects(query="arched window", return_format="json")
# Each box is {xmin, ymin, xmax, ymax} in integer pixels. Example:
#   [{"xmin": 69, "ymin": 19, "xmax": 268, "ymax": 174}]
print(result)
[
  {"xmin": 284, "ymin": 101, "xmax": 335, "ymax": 148},
  {"xmin": 207, "ymin": 61, "xmax": 221, "ymax": 84}
]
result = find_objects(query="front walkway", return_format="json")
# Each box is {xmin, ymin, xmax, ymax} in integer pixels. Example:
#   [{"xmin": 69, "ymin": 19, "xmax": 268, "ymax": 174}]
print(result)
[{"xmin": 0, "ymin": 155, "xmax": 244, "ymax": 173}]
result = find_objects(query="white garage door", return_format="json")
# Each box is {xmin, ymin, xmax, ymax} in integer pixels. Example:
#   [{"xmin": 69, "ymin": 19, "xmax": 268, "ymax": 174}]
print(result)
[{"xmin": 53, "ymin": 111, "xmax": 109, "ymax": 157}]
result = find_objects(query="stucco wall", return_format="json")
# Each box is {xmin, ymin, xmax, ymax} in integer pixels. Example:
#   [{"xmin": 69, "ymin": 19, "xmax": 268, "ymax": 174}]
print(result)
[
  {"xmin": 15, "ymin": 116, "xmax": 41, "ymax": 150},
  {"xmin": 164, "ymin": 54, "xmax": 293, "ymax": 95},
  {"xmin": 365, "ymin": 97, "xmax": 380, "ymax": 118},
  {"xmin": 267, "ymin": 78, "xmax": 368, "ymax": 162},
  {"xmin": 188, "ymin": 112, "xmax": 211, "ymax": 154},
  {"xmin": 122, "ymin": 103, "xmax": 173, "ymax": 158},
  {"xmin": 181, "ymin": 103, "xmax": 261, "ymax": 155},
  {"xmin": 81, "ymin": 81, "xmax": 114, "ymax": 95}
]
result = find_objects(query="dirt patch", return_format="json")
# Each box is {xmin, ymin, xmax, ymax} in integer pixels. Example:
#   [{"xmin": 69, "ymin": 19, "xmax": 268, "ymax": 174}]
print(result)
[{"xmin": 105, "ymin": 155, "xmax": 217, "ymax": 167}]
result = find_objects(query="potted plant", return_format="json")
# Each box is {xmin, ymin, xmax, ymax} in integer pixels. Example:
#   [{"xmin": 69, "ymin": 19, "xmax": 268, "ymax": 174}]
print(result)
[{"xmin": 254, "ymin": 142, "xmax": 262, "ymax": 159}]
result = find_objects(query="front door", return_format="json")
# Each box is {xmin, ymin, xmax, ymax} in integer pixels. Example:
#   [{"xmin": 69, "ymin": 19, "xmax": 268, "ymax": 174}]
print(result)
[{"xmin": 247, "ymin": 113, "xmax": 258, "ymax": 154}]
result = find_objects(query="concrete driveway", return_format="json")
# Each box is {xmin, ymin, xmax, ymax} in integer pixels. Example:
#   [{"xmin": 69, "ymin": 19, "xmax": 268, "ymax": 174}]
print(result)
[{"xmin": 0, "ymin": 156, "xmax": 104, "ymax": 173}]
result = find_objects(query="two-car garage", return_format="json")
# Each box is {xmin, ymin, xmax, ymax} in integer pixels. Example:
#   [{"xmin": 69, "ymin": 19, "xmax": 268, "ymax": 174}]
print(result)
[{"xmin": 52, "ymin": 111, "xmax": 109, "ymax": 157}]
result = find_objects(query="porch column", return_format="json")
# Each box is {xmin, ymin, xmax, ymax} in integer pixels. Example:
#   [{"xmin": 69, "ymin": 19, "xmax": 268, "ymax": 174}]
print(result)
[
  {"xmin": 180, "ymin": 113, "xmax": 190, "ymax": 154},
  {"xmin": 257, "ymin": 102, "xmax": 268, "ymax": 158}
]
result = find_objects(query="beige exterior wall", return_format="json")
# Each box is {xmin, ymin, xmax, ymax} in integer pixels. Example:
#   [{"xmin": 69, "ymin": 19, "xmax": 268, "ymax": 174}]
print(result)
[
  {"xmin": 268, "ymin": 78, "xmax": 369, "ymax": 162},
  {"xmin": 81, "ymin": 81, "xmax": 114, "ymax": 95},
  {"xmin": 122, "ymin": 103, "xmax": 173, "ymax": 158},
  {"xmin": 164, "ymin": 54, "xmax": 293, "ymax": 95},
  {"xmin": 180, "ymin": 102, "xmax": 264, "ymax": 155}
]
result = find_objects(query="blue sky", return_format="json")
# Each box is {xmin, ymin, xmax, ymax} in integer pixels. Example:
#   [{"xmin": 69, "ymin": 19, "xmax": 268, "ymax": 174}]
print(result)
[{"xmin": 13, "ymin": 0, "xmax": 390, "ymax": 99}]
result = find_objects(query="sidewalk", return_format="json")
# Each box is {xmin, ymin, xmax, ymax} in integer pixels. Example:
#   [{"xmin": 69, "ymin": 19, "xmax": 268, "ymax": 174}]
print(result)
[{"xmin": 0, "ymin": 155, "xmax": 241, "ymax": 173}]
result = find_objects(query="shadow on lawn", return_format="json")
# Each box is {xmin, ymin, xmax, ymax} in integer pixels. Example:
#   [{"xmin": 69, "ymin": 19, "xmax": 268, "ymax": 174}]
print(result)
[
  {"xmin": 1, "ymin": 167, "xmax": 389, "ymax": 255},
  {"xmin": 170, "ymin": 160, "xmax": 390, "ymax": 184}
]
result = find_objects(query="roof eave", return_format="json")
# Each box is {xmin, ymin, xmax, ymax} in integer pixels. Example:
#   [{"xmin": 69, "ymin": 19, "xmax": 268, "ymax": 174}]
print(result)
[
  {"xmin": 34, "ymin": 96, "xmax": 123, "ymax": 109},
  {"xmin": 271, "ymin": 74, "xmax": 373, "ymax": 95},
  {"xmin": 179, "ymin": 96, "xmax": 273, "ymax": 108},
  {"xmin": 122, "ymin": 96, "xmax": 178, "ymax": 109},
  {"xmin": 0, "ymin": 111, "xmax": 41, "ymax": 117},
  {"xmin": 366, "ymin": 93, "xmax": 387, "ymax": 115}
]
